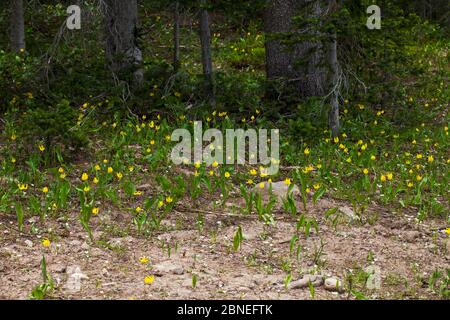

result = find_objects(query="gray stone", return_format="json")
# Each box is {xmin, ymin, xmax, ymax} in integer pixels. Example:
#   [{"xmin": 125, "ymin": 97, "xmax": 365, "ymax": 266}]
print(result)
[
  {"xmin": 107, "ymin": 238, "xmax": 123, "ymax": 247},
  {"xmin": 324, "ymin": 277, "xmax": 344, "ymax": 292},
  {"xmin": 49, "ymin": 264, "xmax": 66, "ymax": 273},
  {"xmin": 24, "ymin": 240, "xmax": 33, "ymax": 248},
  {"xmin": 403, "ymin": 230, "xmax": 420, "ymax": 242},
  {"xmin": 288, "ymin": 274, "xmax": 323, "ymax": 289},
  {"xmin": 81, "ymin": 242, "xmax": 90, "ymax": 250},
  {"xmin": 70, "ymin": 239, "xmax": 82, "ymax": 247},
  {"xmin": 153, "ymin": 261, "xmax": 185, "ymax": 275},
  {"xmin": 101, "ymin": 268, "xmax": 109, "ymax": 276},
  {"xmin": 339, "ymin": 206, "xmax": 358, "ymax": 222}
]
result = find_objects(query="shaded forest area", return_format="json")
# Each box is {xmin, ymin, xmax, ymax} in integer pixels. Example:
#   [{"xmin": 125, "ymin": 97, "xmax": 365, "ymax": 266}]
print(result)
[{"xmin": 0, "ymin": 1, "xmax": 449, "ymax": 300}]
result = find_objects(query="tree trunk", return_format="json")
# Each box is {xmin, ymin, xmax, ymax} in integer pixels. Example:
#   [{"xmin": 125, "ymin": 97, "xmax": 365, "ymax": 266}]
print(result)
[
  {"xmin": 264, "ymin": 0, "xmax": 326, "ymax": 98},
  {"xmin": 264, "ymin": 0, "xmax": 297, "ymax": 80},
  {"xmin": 10, "ymin": 0, "xmax": 25, "ymax": 53},
  {"xmin": 103, "ymin": 0, "xmax": 143, "ymax": 86},
  {"xmin": 173, "ymin": 1, "xmax": 180, "ymax": 71},
  {"xmin": 328, "ymin": 0, "xmax": 340, "ymax": 137},
  {"xmin": 199, "ymin": 0, "xmax": 215, "ymax": 104}
]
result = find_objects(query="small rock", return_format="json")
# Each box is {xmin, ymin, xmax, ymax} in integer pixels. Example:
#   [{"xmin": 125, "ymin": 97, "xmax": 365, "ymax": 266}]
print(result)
[
  {"xmin": 107, "ymin": 238, "xmax": 123, "ymax": 247},
  {"xmin": 27, "ymin": 217, "xmax": 38, "ymax": 224},
  {"xmin": 24, "ymin": 240, "xmax": 33, "ymax": 248},
  {"xmin": 324, "ymin": 277, "xmax": 344, "ymax": 293},
  {"xmin": 404, "ymin": 230, "xmax": 420, "ymax": 242},
  {"xmin": 70, "ymin": 239, "xmax": 82, "ymax": 247},
  {"xmin": 339, "ymin": 206, "xmax": 358, "ymax": 222},
  {"xmin": 50, "ymin": 264, "xmax": 66, "ymax": 273},
  {"xmin": 288, "ymin": 274, "xmax": 323, "ymax": 289},
  {"xmin": 137, "ymin": 184, "xmax": 151, "ymax": 190},
  {"xmin": 182, "ymin": 278, "xmax": 193, "ymax": 288},
  {"xmin": 92, "ymin": 231, "xmax": 104, "ymax": 239},
  {"xmin": 153, "ymin": 261, "xmax": 185, "ymax": 275}
]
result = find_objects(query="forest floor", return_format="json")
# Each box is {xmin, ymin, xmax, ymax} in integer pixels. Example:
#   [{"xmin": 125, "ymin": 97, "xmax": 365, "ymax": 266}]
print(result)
[
  {"xmin": 0, "ymin": 6, "xmax": 448, "ymax": 301},
  {"xmin": 1, "ymin": 189, "xmax": 448, "ymax": 300}
]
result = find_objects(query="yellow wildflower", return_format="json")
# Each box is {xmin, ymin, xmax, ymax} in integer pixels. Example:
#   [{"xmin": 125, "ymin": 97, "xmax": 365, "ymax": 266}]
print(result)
[
  {"xmin": 42, "ymin": 239, "xmax": 51, "ymax": 248},
  {"xmin": 139, "ymin": 256, "xmax": 149, "ymax": 264},
  {"xmin": 144, "ymin": 275, "xmax": 155, "ymax": 285}
]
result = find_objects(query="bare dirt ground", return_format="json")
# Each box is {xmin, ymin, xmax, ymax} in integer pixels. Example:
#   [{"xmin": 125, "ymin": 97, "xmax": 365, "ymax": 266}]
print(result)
[{"xmin": 0, "ymin": 194, "xmax": 449, "ymax": 300}]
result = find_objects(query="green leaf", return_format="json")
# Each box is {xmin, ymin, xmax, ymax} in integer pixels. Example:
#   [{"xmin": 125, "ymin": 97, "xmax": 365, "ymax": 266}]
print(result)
[{"xmin": 15, "ymin": 202, "xmax": 24, "ymax": 232}]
